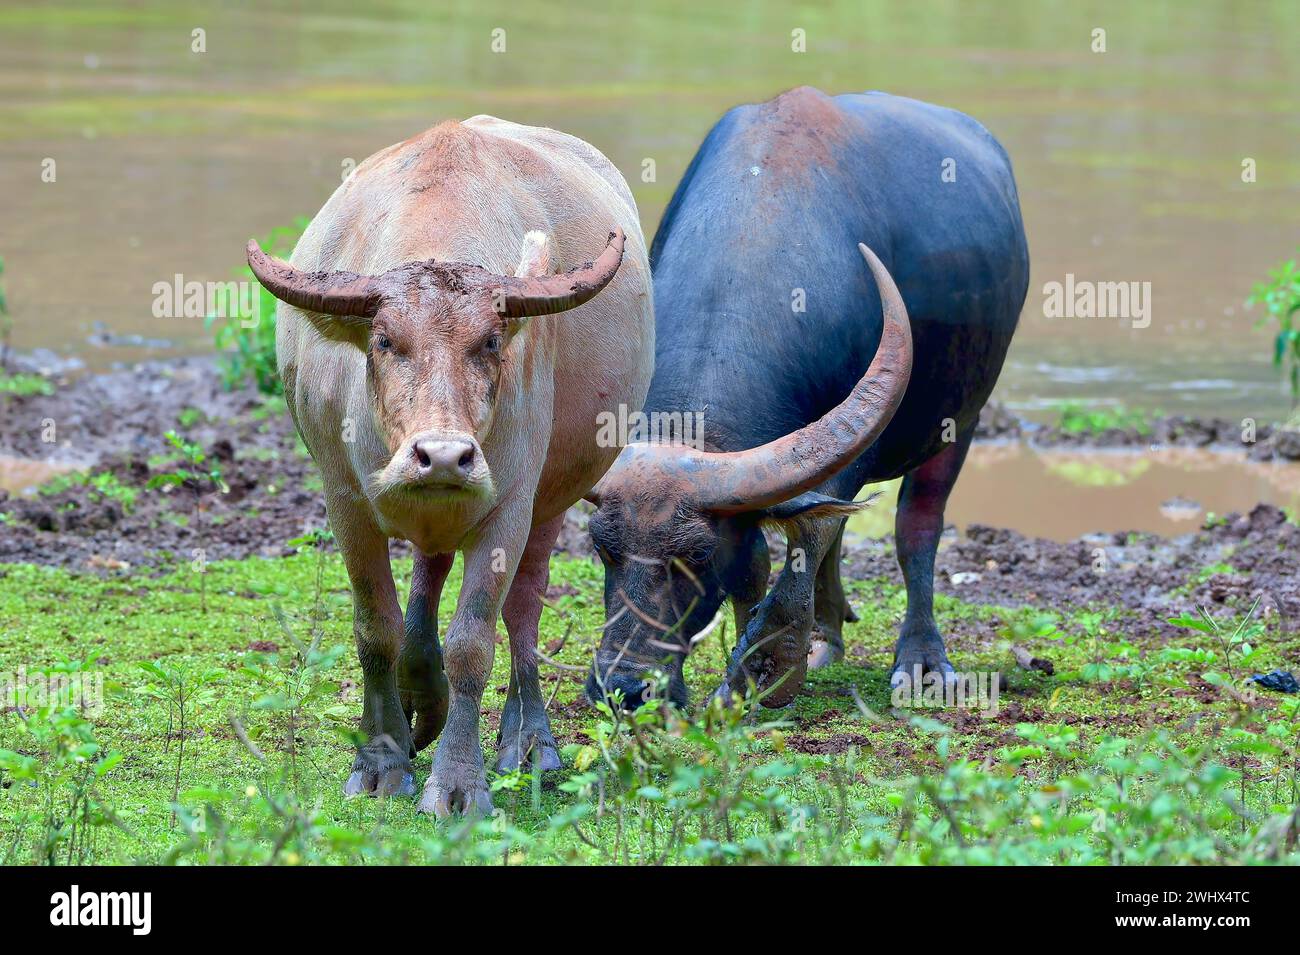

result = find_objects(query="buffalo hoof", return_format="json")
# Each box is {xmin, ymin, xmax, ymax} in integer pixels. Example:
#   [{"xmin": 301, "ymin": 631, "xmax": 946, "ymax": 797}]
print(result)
[
  {"xmin": 710, "ymin": 681, "xmax": 739, "ymax": 708},
  {"xmin": 807, "ymin": 639, "xmax": 844, "ymax": 670},
  {"xmin": 889, "ymin": 639, "xmax": 957, "ymax": 689},
  {"xmin": 494, "ymin": 731, "xmax": 562, "ymax": 774},
  {"xmin": 713, "ymin": 652, "xmax": 807, "ymax": 710},
  {"xmin": 343, "ymin": 764, "xmax": 416, "ymax": 799},
  {"xmin": 418, "ymin": 755, "xmax": 492, "ymax": 818},
  {"xmin": 755, "ymin": 651, "xmax": 807, "ymax": 708}
]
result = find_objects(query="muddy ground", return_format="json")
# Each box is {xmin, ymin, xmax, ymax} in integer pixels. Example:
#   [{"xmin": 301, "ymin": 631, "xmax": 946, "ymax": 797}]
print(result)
[
  {"xmin": 974, "ymin": 396, "xmax": 1300, "ymax": 461},
  {"xmin": 1, "ymin": 357, "xmax": 1296, "ymax": 640}
]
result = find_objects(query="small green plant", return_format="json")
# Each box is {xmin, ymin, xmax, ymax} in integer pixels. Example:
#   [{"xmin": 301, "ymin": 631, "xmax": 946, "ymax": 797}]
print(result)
[
  {"xmin": 0, "ymin": 373, "xmax": 53, "ymax": 396},
  {"xmin": 1043, "ymin": 611, "xmax": 1151, "ymax": 685},
  {"xmin": 136, "ymin": 659, "xmax": 224, "ymax": 826},
  {"xmin": 1247, "ymin": 252, "xmax": 1300, "ymax": 406},
  {"xmin": 1055, "ymin": 401, "xmax": 1152, "ymax": 436},
  {"xmin": 208, "ymin": 217, "xmax": 309, "ymax": 395},
  {"xmin": 1167, "ymin": 598, "xmax": 1281, "ymax": 832},
  {"xmin": 88, "ymin": 472, "xmax": 138, "ymax": 513},
  {"xmin": 147, "ymin": 431, "xmax": 229, "ymax": 612},
  {"xmin": 237, "ymin": 606, "xmax": 350, "ymax": 794},
  {"xmin": 0, "ymin": 659, "xmax": 126, "ymax": 865},
  {"xmin": 1167, "ymin": 597, "xmax": 1265, "ymax": 690},
  {"xmin": 146, "ymin": 431, "xmax": 228, "ymax": 494},
  {"xmin": 37, "ymin": 470, "xmax": 138, "ymax": 513}
]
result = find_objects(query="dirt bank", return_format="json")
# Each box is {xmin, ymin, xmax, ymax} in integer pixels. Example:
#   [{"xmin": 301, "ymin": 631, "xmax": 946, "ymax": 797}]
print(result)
[
  {"xmin": 0, "ymin": 358, "xmax": 326, "ymax": 569},
  {"xmin": 842, "ymin": 503, "xmax": 1298, "ymax": 635},
  {"xmin": 0, "ymin": 358, "xmax": 1296, "ymax": 643},
  {"xmin": 975, "ymin": 401, "xmax": 1300, "ymax": 462}
]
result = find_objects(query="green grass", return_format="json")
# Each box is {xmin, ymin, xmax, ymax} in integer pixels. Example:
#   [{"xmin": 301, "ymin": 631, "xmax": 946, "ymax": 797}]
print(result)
[
  {"xmin": 0, "ymin": 373, "xmax": 53, "ymax": 396},
  {"xmin": 36, "ymin": 470, "xmax": 140, "ymax": 513},
  {"xmin": 1, "ymin": 549, "xmax": 1297, "ymax": 865},
  {"xmin": 1055, "ymin": 401, "xmax": 1156, "ymax": 436}
]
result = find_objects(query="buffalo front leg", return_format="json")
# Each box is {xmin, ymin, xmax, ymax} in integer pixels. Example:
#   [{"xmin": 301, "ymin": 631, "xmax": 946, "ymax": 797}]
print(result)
[
  {"xmin": 398, "ymin": 551, "xmax": 453, "ymax": 755},
  {"xmin": 718, "ymin": 517, "xmax": 839, "ymax": 708},
  {"xmin": 891, "ymin": 427, "xmax": 974, "ymax": 688},
  {"xmin": 418, "ymin": 502, "xmax": 530, "ymax": 817},
  {"xmin": 329, "ymin": 495, "xmax": 415, "ymax": 798},
  {"xmin": 728, "ymin": 531, "xmax": 771, "ymax": 650},
  {"xmin": 494, "ymin": 513, "xmax": 565, "ymax": 773},
  {"xmin": 809, "ymin": 518, "xmax": 856, "ymax": 669}
]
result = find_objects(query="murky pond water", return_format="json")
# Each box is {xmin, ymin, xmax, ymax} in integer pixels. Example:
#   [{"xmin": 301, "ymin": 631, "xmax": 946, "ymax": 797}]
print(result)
[
  {"xmin": 1, "ymin": 1, "xmax": 1297, "ymax": 538},
  {"xmin": 0, "ymin": 452, "xmax": 78, "ymax": 496},
  {"xmin": 848, "ymin": 443, "xmax": 1300, "ymax": 543}
]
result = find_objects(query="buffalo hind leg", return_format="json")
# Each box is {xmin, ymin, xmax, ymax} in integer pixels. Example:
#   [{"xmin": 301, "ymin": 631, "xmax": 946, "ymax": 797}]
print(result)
[
  {"xmin": 494, "ymin": 514, "xmax": 565, "ymax": 773},
  {"xmin": 398, "ymin": 551, "xmax": 453, "ymax": 756},
  {"xmin": 329, "ymin": 493, "xmax": 416, "ymax": 798},
  {"xmin": 809, "ymin": 518, "xmax": 856, "ymax": 669},
  {"xmin": 891, "ymin": 427, "xmax": 974, "ymax": 687}
]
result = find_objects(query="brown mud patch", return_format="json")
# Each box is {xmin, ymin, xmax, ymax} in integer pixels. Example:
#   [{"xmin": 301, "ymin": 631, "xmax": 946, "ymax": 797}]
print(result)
[
  {"xmin": 841, "ymin": 502, "xmax": 1299, "ymax": 643},
  {"xmin": 0, "ymin": 358, "xmax": 327, "ymax": 569},
  {"xmin": 0, "ymin": 357, "xmax": 1296, "ymax": 636}
]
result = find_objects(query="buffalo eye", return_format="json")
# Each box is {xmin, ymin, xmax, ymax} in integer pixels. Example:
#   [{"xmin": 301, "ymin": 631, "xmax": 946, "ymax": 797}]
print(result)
[
  {"xmin": 374, "ymin": 333, "xmax": 392, "ymax": 351},
  {"xmin": 483, "ymin": 333, "xmax": 502, "ymax": 356}
]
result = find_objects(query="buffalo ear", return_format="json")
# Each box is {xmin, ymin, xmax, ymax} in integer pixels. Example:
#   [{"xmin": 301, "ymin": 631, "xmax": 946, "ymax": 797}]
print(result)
[
  {"xmin": 760, "ymin": 491, "xmax": 875, "ymax": 529},
  {"xmin": 501, "ymin": 230, "xmax": 554, "ymax": 333},
  {"xmin": 299, "ymin": 310, "xmax": 373, "ymax": 352},
  {"xmin": 514, "ymin": 230, "xmax": 553, "ymax": 279}
]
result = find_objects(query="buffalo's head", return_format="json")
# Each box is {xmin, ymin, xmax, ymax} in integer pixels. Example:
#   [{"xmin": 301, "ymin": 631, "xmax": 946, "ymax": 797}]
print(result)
[
  {"xmin": 583, "ymin": 244, "xmax": 912, "ymax": 711},
  {"xmin": 247, "ymin": 228, "xmax": 624, "ymax": 505}
]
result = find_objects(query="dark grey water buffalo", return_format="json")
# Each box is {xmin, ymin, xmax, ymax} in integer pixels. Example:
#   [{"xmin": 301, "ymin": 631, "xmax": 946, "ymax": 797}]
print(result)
[
  {"xmin": 249, "ymin": 115, "xmax": 654, "ymax": 814},
  {"xmin": 584, "ymin": 87, "xmax": 1030, "ymax": 708}
]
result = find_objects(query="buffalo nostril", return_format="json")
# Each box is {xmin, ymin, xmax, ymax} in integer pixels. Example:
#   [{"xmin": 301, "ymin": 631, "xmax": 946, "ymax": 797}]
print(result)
[{"xmin": 410, "ymin": 438, "xmax": 477, "ymax": 483}]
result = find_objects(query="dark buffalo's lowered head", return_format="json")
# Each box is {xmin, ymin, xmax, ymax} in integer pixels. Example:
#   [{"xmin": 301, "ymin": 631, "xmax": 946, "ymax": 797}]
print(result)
[
  {"xmin": 247, "ymin": 229, "xmax": 625, "ymax": 504},
  {"xmin": 584, "ymin": 244, "xmax": 912, "ymax": 709}
]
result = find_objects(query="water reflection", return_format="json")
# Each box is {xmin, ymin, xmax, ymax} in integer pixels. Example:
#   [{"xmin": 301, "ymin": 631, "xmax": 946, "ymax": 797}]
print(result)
[{"xmin": 847, "ymin": 444, "xmax": 1300, "ymax": 543}]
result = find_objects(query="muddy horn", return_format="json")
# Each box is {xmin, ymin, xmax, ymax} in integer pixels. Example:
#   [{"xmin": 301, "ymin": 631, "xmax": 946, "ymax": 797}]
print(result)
[
  {"xmin": 686, "ymin": 243, "xmax": 912, "ymax": 512},
  {"xmin": 493, "ymin": 228, "xmax": 625, "ymax": 319},
  {"xmin": 245, "ymin": 240, "xmax": 382, "ymax": 322}
]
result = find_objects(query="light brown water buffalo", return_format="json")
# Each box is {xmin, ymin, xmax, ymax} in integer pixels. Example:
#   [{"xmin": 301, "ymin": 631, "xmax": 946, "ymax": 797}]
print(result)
[{"xmin": 247, "ymin": 115, "xmax": 654, "ymax": 815}]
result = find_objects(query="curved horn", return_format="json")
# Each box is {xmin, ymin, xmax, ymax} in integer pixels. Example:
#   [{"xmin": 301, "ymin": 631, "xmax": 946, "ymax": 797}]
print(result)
[
  {"xmin": 246, "ymin": 240, "xmax": 382, "ymax": 321},
  {"xmin": 685, "ymin": 243, "xmax": 913, "ymax": 513},
  {"xmin": 496, "ymin": 228, "xmax": 625, "ymax": 319}
]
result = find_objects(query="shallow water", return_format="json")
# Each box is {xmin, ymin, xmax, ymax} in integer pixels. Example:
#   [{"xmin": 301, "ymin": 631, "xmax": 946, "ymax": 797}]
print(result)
[
  {"xmin": 3, "ymin": 1, "xmax": 1298, "ymax": 423},
  {"xmin": 0, "ymin": 452, "xmax": 77, "ymax": 496},
  {"xmin": 847, "ymin": 443, "xmax": 1300, "ymax": 543}
]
